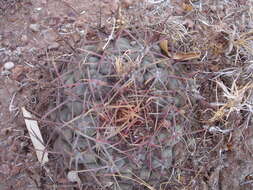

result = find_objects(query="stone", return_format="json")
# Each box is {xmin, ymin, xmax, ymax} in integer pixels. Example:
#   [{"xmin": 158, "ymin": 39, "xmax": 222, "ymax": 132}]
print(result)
[
  {"xmin": 15, "ymin": 47, "xmax": 22, "ymax": 56},
  {"xmin": 130, "ymin": 40, "xmax": 137, "ymax": 46},
  {"xmin": 42, "ymin": 29, "xmax": 58, "ymax": 42},
  {"xmin": 30, "ymin": 14, "xmax": 40, "ymax": 23},
  {"xmin": 4, "ymin": 62, "xmax": 15, "ymax": 70},
  {"xmin": 29, "ymin": 24, "xmax": 40, "ymax": 32},
  {"xmin": 67, "ymin": 171, "xmax": 81, "ymax": 183},
  {"xmin": 20, "ymin": 35, "xmax": 28, "ymax": 44},
  {"xmin": 48, "ymin": 42, "xmax": 60, "ymax": 50}
]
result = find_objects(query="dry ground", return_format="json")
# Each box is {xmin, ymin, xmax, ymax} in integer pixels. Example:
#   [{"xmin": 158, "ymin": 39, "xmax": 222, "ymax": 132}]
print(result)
[{"xmin": 1, "ymin": 0, "xmax": 253, "ymax": 190}]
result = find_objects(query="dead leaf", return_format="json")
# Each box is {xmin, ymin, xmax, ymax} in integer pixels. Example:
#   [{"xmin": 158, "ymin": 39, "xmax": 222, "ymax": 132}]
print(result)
[
  {"xmin": 22, "ymin": 107, "xmax": 49, "ymax": 165},
  {"xmin": 209, "ymin": 64, "xmax": 220, "ymax": 72},
  {"xmin": 182, "ymin": 3, "xmax": 193, "ymax": 12},
  {"xmin": 12, "ymin": 65, "xmax": 29, "ymax": 81},
  {"xmin": 121, "ymin": 0, "xmax": 134, "ymax": 8},
  {"xmin": 159, "ymin": 40, "xmax": 171, "ymax": 57},
  {"xmin": 115, "ymin": 57, "xmax": 124, "ymax": 74},
  {"xmin": 173, "ymin": 52, "xmax": 201, "ymax": 61}
]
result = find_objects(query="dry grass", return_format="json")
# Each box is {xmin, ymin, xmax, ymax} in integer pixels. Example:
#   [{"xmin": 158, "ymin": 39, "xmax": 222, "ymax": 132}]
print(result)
[{"xmin": 2, "ymin": 0, "xmax": 253, "ymax": 189}]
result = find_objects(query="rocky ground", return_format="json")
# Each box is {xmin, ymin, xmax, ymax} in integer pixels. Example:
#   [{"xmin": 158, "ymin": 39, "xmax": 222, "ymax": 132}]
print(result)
[{"xmin": 1, "ymin": 0, "xmax": 253, "ymax": 189}]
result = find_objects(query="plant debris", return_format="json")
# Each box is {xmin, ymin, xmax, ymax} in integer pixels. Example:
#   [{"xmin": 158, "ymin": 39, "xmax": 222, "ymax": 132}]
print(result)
[{"xmin": 1, "ymin": 0, "xmax": 253, "ymax": 189}]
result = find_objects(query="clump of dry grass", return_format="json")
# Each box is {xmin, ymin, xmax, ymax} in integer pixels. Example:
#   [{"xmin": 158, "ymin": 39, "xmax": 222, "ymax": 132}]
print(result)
[
  {"xmin": 208, "ymin": 79, "xmax": 253, "ymax": 123},
  {"xmin": 97, "ymin": 85, "xmax": 160, "ymax": 144}
]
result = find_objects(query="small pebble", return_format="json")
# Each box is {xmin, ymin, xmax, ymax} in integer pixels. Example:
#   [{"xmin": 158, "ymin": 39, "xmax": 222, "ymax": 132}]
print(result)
[
  {"xmin": 4, "ymin": 62, "xmax": 15, "ymax": 70},
  {"xmin": 67, "ymin": 171, "xmax": 81, "ymax": 183},
  {"xmin": 30, "ymin": 14, "xmax": 40, "ymax": 23},
  {"xmin": 130, "ymin": 41, "xmax": 137, "ymax": 46},
  {"xmin": 20, "ymin": 35, "xmax": 28, "ymax": 44},
  {"xmin": 48, "ymin": 42, "xmax": 60, "ymax": 50},
  {"xmin": 29, "ymin": 24, "xmax": 40, "ymax": 32},
  {"xmin": 42, "ymin": 29, "xmax": 58, "ymax": 42}
]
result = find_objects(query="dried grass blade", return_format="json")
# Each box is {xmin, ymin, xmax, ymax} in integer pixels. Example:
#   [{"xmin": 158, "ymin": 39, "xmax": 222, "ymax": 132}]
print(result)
[
  {"xmin": 173, "ymin": 52, "xmax": 201, "ymax": 61},
  {"xmin": 22, "ymin": 107, "xmax": 49, "ymax": 165},
  {"xmin": 159, "ymin": 39, "xmax": 171, "ymax": 57}
]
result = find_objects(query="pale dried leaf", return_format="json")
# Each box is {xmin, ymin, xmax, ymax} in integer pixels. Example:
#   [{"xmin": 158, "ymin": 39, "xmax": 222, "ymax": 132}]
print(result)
[
  {"xmin": 22, "ymin": 107, "xmax": 49, "ymax": 165},
  {"xmin": 159, "ymin": 40, "xmax": 171, "ymax": 57},
  {"xmin": 115, "ymin": 57, "xmax": 124, "ymax": 74},
  {"xmin": 173, "ymin": 52, "xmax": 201, "ymax": 61}
]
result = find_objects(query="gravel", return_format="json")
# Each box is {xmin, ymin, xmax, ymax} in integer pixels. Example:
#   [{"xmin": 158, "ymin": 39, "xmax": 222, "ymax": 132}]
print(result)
[
  {"xmin": 47, "ymin": 42, "xmax": 60, "ymax": 50},
  {"xmin": 4, "ymin": 61, "xmax": 15, "ymax": 70},
  {"xmin": 29, "ymin": 24, "xmax": 40, "ymax": 32}
]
